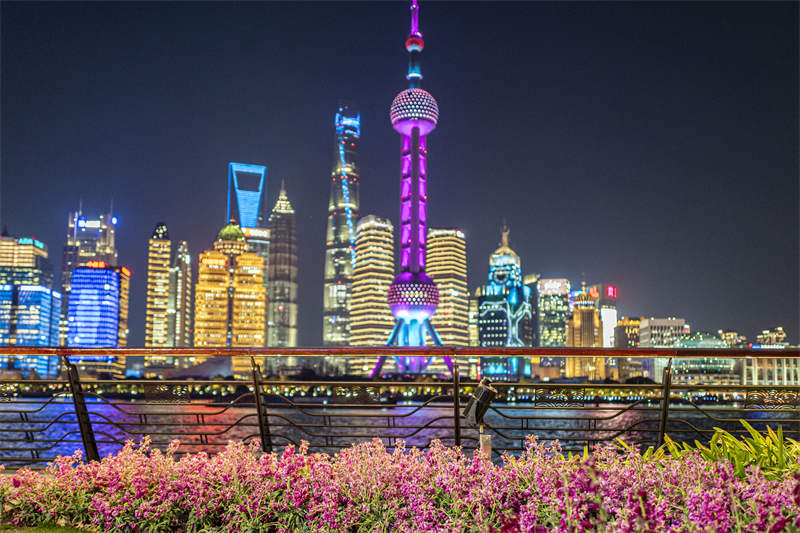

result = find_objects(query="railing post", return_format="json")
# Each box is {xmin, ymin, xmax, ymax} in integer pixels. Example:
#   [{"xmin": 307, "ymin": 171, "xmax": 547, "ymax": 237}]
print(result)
[
  {"xmin": 250, "ymin": 356, "xmax": 273, "ymax": 454},
  {"xmin": 61, "ymin": 354, "xmax": 99, "ymax": 462},
  {"xmin": 453, "ymin": 362, "xmax": 461, "ymax": 447},
  {"xmin": 657, "ymin": 357, "xmax": 673, "ymax": 448}
]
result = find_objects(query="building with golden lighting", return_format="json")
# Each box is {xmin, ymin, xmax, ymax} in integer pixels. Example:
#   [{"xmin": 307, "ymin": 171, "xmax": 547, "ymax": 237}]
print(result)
[
  {"xmin": 348, "ymin": 216, "xmax": 395, "ymax": 374},
  {"xmin": 167, "ymin": 241, "xmax": 192, "ymax": 348},
  {"xmin": 194, "ymin": 221, "xmax": 266, "ymax": 377},
  {"xmin": 566, "ymin": 292, "xmax": 606, "ymax": 380},
  {"xmin": 427, "ymin": 228, "xmax": 469, "ymax": 346},
  {"xmin": 267, "ymin": 185, "xmax": 298, "ymax": 348},
  {"xmin": 145, "ymin": 223, "xmax": 171, "ymax": 348}
]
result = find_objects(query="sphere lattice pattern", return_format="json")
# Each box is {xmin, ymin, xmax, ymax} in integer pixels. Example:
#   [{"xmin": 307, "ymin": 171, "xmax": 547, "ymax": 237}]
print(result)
[
  {"xmin": 390, "ymin": 89, "xmax": 439, "ymax": 127},
  {"xmin": 387, "ymin": 272, "xmax": 439, "ymax": 319}
]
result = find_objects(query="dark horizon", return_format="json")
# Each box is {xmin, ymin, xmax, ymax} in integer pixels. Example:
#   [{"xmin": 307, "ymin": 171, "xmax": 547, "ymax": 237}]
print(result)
[{"xmin": 2, "ymin": 2, "xmax": 798, "ymax": 346}]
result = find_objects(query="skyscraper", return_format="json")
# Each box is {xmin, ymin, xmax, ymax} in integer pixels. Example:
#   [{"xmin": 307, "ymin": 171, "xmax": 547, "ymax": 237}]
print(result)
[
  {"xmin": 639, "ymin": 318, "xmax": 690, "ymax": 381},
  {"xmin": 0, "ymin": 235, "xmax": 53, "ymax": 288},
  {"xmin": 145, "ymin": 223, "xmax": 171, "ymax": 347},
  {"xmin": 66, "ymin": 262, "xmax": 129, "ymax": 378},
  {"xmin": 586, "ymin": 284, "xmax": 617, "ymax": 348},
  {"xmin": 267, "ymin": 184, "xmax": 297, "ymax": 348},
  {"xmin": 61, "ymin": 206, "xmax": 118, "ymax": 345},
  {"xmin": 323, "ymin": 103, "xmax": 360, "ymax": 346},
  {"xmin": 373, "ymin": 0, "xmax": 453, "ymax": 377},
  {"xmin": 350, "ymin": 216, "xmax": 395, "ymax": 347},
  {"xmin": 566, "ymin": 292, "xmax": 606, "ymax": 380},
  {"xmin": 538, "ymin": 278, "xmax": 570, "ymax": 347},
  {"xmin": 426, "ymin": 229, "xmax": 469, "ymax": 347},
  {"xmin": 167, "ymin": 241, "xmax": 192, "ymax": 348},
  {"xmin": 0, "ymin": 284, "xmax": 61, "ymax": 377}
]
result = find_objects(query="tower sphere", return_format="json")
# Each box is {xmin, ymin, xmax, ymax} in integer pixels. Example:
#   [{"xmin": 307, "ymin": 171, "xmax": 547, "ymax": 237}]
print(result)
[
  {"xmin": 387, "ymin": 271, "xmax": 439, "ymax": 321},
  {"xmin": 390, "ymin": 88, "xmax": 439, "ymax": 136}
]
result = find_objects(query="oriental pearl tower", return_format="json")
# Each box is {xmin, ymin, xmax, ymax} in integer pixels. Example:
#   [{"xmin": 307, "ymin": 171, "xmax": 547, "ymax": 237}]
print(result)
[{"xmin": 372, "ymin": 0, "xmax": 454, "ymax": 377}]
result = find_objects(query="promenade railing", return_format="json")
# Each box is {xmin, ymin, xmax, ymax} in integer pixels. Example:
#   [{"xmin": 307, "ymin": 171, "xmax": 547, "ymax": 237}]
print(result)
[{"xmin": 0, "ymin": 347, "xmax": 798, "ymax": 468}]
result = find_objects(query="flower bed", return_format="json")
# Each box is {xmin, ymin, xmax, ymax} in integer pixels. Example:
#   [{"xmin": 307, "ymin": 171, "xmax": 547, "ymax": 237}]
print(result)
[{"xmin": 1, "ymin": 436, "xmax": 799, "ymax": 533}]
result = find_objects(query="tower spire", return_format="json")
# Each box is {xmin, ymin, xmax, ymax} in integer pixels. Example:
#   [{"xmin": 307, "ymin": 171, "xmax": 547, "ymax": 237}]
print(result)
[{"xmin": 405, "ymin": 0, "xmax": 425, "ymax": 88}]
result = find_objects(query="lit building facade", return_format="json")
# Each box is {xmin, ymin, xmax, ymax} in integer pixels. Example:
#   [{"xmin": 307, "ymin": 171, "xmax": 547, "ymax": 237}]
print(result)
[
  {"xmin": 639, "ymin": 318, "xmax": 690, "ymax": 382},
  {"xmin": 565, "ymin": 292, "xmax": 606, "ymax": 380},
  {"xmin": 671, "ymin": 332, "xmax": 738, "ymax": 386},
  {"xmin": 468, "ymin": 292, "xmax": 479, "ymax": 347},
  {"xmin": 145, "ymin": 223, "xmax": 171, "ymax": 347},
  {"xmin": 0, "ymin": 236, "xmax": 53, "ymax": 288},
  {"xmin": 66, "ymin": 263, "xmax": 129, "ymax": 377},
  {"xmin": 614, "ymin": 316, "xmax": 645, "ymax": 382},
  {"xmin": 757, "ymin": 327, "xmax": 788, "ymax": 346},
  {"xmin": 538, "ymin": 278, "xmax": 570, "ymax": 347},
  {"xmin": 477, "ymin": 225, "xmax": 532, "ymax": 381},
  {"xmin": 350, "ymin": 216, "xmax": 395, "ymax": 346},
  {"xmin": 718, "ymin": 330, "xmax": 747, "ymax": 348},
  {"xmin": 267, "ymin": 186, "xmax": 297, "ymax": 348},
  {"xmin": 427, "ymin": 228, "xmax": 469, "ymax": 346},
  {"xmin": 373, "ymin": 0, "xmax": 453, "ymax": 377},
  {"xmin": 323, "ymin": 102, "xmax": 360, "ymax": 346},
  {"xmin": 167, "ymin": 241, "xmax": 192, "ymax": 347},
  {"xmin": 743, "ymin": 327, "xmax": 797, "ymax": 386},
  {"xmin": 0, "ymin": 285, "xmax": 61, "ymax": 377},
  {"xmin": 586, "ymin": 284, "xmax": 617, "ymax": 348}
]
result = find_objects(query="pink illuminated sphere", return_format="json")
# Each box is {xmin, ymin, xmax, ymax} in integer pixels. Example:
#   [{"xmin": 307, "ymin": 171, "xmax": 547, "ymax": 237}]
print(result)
[
  {"xmin": 387, "ymin": 271, "xmax": 439, "ymax": 321},
  {"xmin": 390, "ymin": 88, "xmax": 439, "ymax": 136}
]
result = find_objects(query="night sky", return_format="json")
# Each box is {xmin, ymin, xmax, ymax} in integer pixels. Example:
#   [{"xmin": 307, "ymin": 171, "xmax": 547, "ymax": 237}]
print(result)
[{"xmin": 2, "ymin": 2, "xmax": 798, "ymax": 346}]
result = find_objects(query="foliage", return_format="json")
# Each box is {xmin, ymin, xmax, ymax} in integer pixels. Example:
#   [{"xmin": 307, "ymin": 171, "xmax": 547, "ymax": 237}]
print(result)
[
  {"xmin": 661, "ymin": 420, "xmax": 800, "ymax": 481},
  {"xmin": 1, "ymin": 435, "xmax": 799, "ymax": 533}
]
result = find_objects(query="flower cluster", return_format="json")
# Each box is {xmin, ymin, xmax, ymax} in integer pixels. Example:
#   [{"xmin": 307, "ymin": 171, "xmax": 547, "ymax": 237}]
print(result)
[{"xmin": 1, "ymin": 436, "xmax": 799, "ymax": 532}]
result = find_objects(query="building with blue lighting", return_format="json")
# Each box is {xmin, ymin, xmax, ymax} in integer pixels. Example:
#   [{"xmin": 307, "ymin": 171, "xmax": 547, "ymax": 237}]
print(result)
[
  {"xmin": 323, "ymin": 102, "xmax": 360, "ymax": 346},
  {"xmin": 0, "ymin": 284, "xmax": 61, "ymax": 378},
  {"xmin": 67, "ymin": 263, "xmax": 129, "ymax": 378},
  {"xmin": 477, "ymin": 225, "xmax": 533, "ymax": 381},
  {"xmin": 228, "ymin": 163, "xmax": 267, "ymax": 230}
]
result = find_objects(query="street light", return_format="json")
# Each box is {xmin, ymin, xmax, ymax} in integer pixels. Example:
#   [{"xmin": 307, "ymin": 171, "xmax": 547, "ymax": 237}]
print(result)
[{"xmin": 462, "ymin": 377, "xmax": 497, "ymax": 456}]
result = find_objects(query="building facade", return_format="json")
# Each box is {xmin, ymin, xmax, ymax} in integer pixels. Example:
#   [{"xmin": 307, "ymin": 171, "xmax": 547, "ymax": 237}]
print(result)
[
  {"xmin": 538, "ymin": 278, "xmax": 570, "ymax": 347},
  {"xmin": 267, "ymin": 186, "xmax": 298, "ymax": 348},
  {"xmin": 671, "ymin": 332, "xmax": 738, "ymax": 386},
  {"xmin": 0, "ymin": 284, "xmax": 61, "ymax": 377},
  {"xmin": 639, "ymin": 318, "xmax": 690, "ymax": 381},
  {"xmin": 586, "ymin": 284, "xmax": 617, "ymax": 348},
  {"xmin": 565, "ymin": 292, "xmax": 606, "ymax": 380},
  {"xmin": 718, "ymin": 330, "xmax": 747, "ymax": 348},
  {"xmin": 167, "ymin": 241, "xmax": 192, "ymax": 347},
  {"xmin": 145, "ymin": 223, "xmax": 171, "ymax": 347},
  {"xmin": 427, "ymin": 228, "xmax": 469, "ymax": 346},
  {"xmin": 66, "ymin": 263, "xmax": 129, "ymax": 377},
  {"xmin": 0, "ymin": 236, "xmax": 53, "ymax": 288},
  {"xmin": 323, "ymin": 102, "xmax": 360, "ymax": 346}
]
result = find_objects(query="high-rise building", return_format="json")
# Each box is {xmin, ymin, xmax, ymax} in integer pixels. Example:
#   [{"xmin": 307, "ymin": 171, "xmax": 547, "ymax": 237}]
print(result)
[
  {"xmin": 639, "ymin": 318, "xmax": 690, "ymax": 381},
  {"xmin": 194, "ymin": 221, "xmax": 266, "ymax": 377},
  {"xmin": 522, "ymin": 274, "xmax": 539, "ymax": 347},
  {"xmin": 66, "ymin": 262, "xmax": 129, "ymax": 378},
  {"xmin": 373, "ymin": 0, "xmax": 453, "ymax": 377},
  {"xmin": 427, "ymin": 228, "xmax": 469, "ymax": 346},
  {"xmin": 0, "ymin": 285, "xmax": 61, "ymax": 377},
  {"xmin": 0, "ymin": 235, "xmax": 53, "ymax": 288},
  {"xmin": 167, "ymin": 241, "xmax": 192, "ymax": 347},
  {"xmin": 468, "ymin": 292, "xmax": 479, "ymax": 347},
  {"xmin": 586, "ymin": 284, "xmax": 617, "ymax": 348},
  {"xmin": 60, "ymin": 206, "xmax": 118, "ymax": 345},
  {"xmin": 323, "ymin": 103, "xmax": 360, "ymax": 346},
  {"xmin": 718, "ymin": 330, "xmax": 746, "ymax": 348},
  {"xmin": 145, "ymin": 223, "xmax": 171, "ymax": 347},
  {"xmin": 477, "ymin": 225, "xmax": 532, "ymax": 381},
  {"xmin": 538, "ymin": 278, "xmax": 570, "ymax": 347},
  {"xmin": 267, "ymin": 185, "xmax": 297, "ymax": 348},
  {"xmin": 615, "ymin": 316, "xmax": 645, "ymax": 381},
  {"xmin": 565, "ymin": 292, "xmax": 606, "ymax": 381},
  {"xmin": 350, "ymin": 216, "xmax": 395, "ymax": 346}
]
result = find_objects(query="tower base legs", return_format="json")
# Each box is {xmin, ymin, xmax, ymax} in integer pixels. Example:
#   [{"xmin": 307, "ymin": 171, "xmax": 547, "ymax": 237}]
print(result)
[{"xmin": 370, "ymin": 318, "xmax": 452, "ymax": 378}]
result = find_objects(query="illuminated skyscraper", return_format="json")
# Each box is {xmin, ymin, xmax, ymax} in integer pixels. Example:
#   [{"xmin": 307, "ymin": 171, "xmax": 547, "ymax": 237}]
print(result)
[
  {"xmin": 350, "ymin": 216, "xmax": 395, "ymax": 346},
  {"xmin": 0, "ymin": 284, "xmax": 61, "ymax": 377},
  {"xmin": 267, "ymin": 185, "xmax": 297, "ymax": 347},
  {"xmin": 324, "ymin": 103, "xmax": 360, "ymax": 346},
  {"xmin": 60, "ymin": 205, "xmax": 118, "ymax": 345},
  {"xmin": 0, "ymin": 235, "xmax": 53, "ymax": 288},
  {"xmin": 373, "ymin": 0, "xmax": 453, "ymax": 377},
  {"xmin": 427, "ymin": 229, "xmax": 469, "ymax": 346},
  {"xmin": 468, "ymin": 292, "xmax": 479, "ymax": 347},
  {"xmin": 167, "ymin": 241, "xmax": 192, "ymax": 347},
  {"xmin": 586, "ymin": 284, "xmax": 617, "ymax": 348},
  {"xmin": 566, "ymin": 292, "xmax": 606, "ymax": 380},
  {"xmin": 640, "ymin": 318, "xmax": 690, "ymax": 381},
  {"xmin": 538, "ymin": 278, "xmax": 570, "ymax": 347},
  {"xmin": 66, "ymin": 262, "xmax": 129, "ymax": 378},
  {"xmin": 145, "ymin": 223, "xmax": 171, "ymax": 347}
]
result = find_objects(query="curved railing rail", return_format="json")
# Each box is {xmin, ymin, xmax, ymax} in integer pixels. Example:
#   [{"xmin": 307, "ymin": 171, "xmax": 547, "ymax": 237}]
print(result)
[{"xmin": 0, "ymin": 347, "xmax": 797, "ymax": 467}]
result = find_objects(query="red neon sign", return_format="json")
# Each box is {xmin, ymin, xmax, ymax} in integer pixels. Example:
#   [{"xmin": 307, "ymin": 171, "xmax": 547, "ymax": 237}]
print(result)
[
  {"xmin": 607, "ymin": 286, "xmax": 617, "ymax": 298},
  {"xmin": 588, "ymin": 287, "xmax": 600, "ymax": 298},
  {"xmin": 85, "ymin": 261, "xmax": 107, "ymax": 269},
  {"xmin": 121, "ymin": 267, "xmax": 131, "ymax": 277}
]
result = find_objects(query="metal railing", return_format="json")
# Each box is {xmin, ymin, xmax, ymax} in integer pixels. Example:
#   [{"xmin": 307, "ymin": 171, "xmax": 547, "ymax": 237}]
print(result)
[{"xmin": 0, "ymin": 347, "xmax": 798, "ymax": 468}]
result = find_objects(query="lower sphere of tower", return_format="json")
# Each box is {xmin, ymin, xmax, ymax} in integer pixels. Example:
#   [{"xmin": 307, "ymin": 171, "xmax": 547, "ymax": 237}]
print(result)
[
  {"xmin": 387, "ymin": 271, "xmax": 439, "ymax": 321},
  {"xmin": 390, "ymin": 88, "xmax": 438, "ymax": 136}
]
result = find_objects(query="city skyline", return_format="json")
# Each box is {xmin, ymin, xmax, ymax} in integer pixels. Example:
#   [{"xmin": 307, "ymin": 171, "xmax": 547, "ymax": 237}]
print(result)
[{"xmin": 1, "ymin": 2, "xmax": 797, "ymax": 346}]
